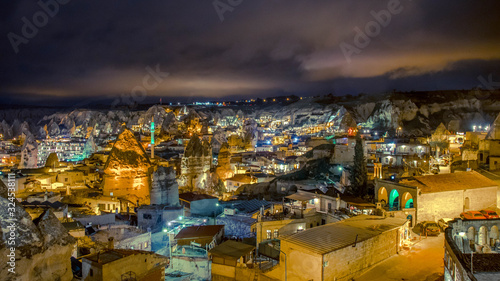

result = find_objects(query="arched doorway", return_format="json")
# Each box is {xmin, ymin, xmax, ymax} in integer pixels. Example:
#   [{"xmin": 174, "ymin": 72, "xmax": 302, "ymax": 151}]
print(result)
[
  {"xmin": 479, "ymin": 226, "xmax": 488, "ymax": 246},
  {"xmin": 406, "ymin": 214, "xmax": 413, "ymax": 227},
  {"xmin": 389, "ymin": 189, "xmax": 400, "ymax": 210},
  {"xmin": 401, "ymin": 192, "xmax": 414, "ymax": 209},
  {"xmin": 378, "ymin": 187, "xmax": 388, "ymax": 206},
  {"xmin": 467, "ymin": 226, "xmax": 476, "ymax": 252},
  {"xmin": 490, "ymin": 226, "xmax": 499, "ymax": 246}
]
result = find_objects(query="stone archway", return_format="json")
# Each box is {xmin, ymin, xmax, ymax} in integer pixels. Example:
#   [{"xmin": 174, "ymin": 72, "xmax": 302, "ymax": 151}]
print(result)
[
  {"xmin": 491, "ymin": 226, "xmax": 499, "ymax": 239},
  {"xmin": 479, "ymin": 226, "xmax": 489, "ymax": 246},
  {"xmin": 466, "ymin": 226, "xmax": 476, "ymax": 252},
  {"xmin": 401, "ymin": 192, "xmax": 414, "ymax": 209},
  {"xmin": 389, "ymin": 189, "xmax": 400, "ymax": 210},
  {"xmin": 490, "ymin": 226, "xmax": 499, "ymax": 246},
  {"xmin": 378, "ymin": 187, "xmax": 388, "ymax": 206}
]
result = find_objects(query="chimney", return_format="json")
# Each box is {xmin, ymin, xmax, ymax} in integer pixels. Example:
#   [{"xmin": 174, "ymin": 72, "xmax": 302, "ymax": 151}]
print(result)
[
  {"xmin": 108, "ymin": 237, "xmax": 114, "ymax": 249},
  {"xmin": 66, "ymin": 185, "xmax": 71, "ymax": 196},
  {"xmin": 44, "ymin": 190, "xmax": 48, "ymax": 202}
]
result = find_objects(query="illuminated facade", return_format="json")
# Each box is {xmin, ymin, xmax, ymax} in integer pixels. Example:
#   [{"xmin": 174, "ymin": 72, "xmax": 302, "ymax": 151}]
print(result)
[
  {"xmin": 103, "ymin": 129, "xmax": 153, "ymax": 205},
  {"xmin": 37, "ymin": 138, "xmax": 88, "ymax": 166}
]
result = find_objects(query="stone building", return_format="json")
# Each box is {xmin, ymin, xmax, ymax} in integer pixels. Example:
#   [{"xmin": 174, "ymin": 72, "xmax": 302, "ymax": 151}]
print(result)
[
  {"xmin": 102, "ymin": 128, "xmax": 153, "ymax": 205},
  {"xmin": 277, "ymin": 215, "xmax": 408, "ymax": 281},
  {"xmin": 82, "ymin": 249, "xmax": 167, "ymax": 281},
  {"xmin": 92, "ymin": 225, "xmax": 152, "ymax": 252},
  {"xmin": 174, "ymin": 225, "xmax": 224, "ymax": 249},
  {"xmin": 137, "ymin": 166, "xmax": 183, "ymax": 231},
  {"xmin": 375, "ymin": 171, "xmax": 498, "ymax": 224},
  {"xmin": 179, "ymin": 192, "xmax": 219, "ymax": 216},
  {"xmin": 478, "ymin": 113, "xmax": 500, "ymax": 170},
  {"xmin": 444, "ymin": 218, "xmax": 500, "ymax": 281},
  {"xmin": 179, "ymin": 136, "xmax": 212, "ymax": 190},
  {"xmin": 209, "ymin": 240, "xmax": 256, "ymax": 281}
]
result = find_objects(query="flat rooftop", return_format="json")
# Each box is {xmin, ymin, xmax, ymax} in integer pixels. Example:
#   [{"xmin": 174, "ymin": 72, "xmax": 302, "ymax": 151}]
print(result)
[
  {"xmin": 282, "ymin": 215, "xmax": 406, "ymax": 255},
  {"xmin": 84, "ymin": 249, "xmax": 155, "ymax": 264},
  {"xmin": 174, "ymin": 225, "xmax": 224, "ymax": 240},
  {"xmin": 209, "ymin": 240, "xmax": 255, "ymax": 259},
  {"xmin": 400, "ymin": 171, "xmax": 498, "ymax": 194}
]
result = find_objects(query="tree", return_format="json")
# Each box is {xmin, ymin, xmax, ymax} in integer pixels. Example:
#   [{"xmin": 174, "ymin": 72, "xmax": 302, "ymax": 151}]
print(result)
[{"xmin": 349, "ymin": 132, "xmax": 367, "ymax": 197}]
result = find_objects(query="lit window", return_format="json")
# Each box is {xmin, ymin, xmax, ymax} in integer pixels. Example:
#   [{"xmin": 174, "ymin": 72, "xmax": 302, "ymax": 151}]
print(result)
[
  {"xmin": 266, "ymin": 230, "xmax": 271, "ymax": 239},
  {"xmin": 274, "ymin": 229, "xmax": 279, "ymax": 238}
]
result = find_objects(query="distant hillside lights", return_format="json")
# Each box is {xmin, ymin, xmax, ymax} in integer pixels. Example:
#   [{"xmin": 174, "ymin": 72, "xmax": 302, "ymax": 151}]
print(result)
[{"xmin": 472, "ymin": 125, "xmax": 489, "ymax": 132}]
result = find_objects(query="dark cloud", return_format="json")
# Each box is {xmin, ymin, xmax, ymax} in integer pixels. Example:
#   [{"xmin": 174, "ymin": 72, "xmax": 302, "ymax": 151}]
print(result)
[{"xmin": 1, "ymin": 0, "xmax": 499, "ymax": 105}]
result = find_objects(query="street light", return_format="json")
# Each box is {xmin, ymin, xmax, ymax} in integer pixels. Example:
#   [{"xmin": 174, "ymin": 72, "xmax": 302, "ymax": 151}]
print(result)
[{"xmin": 213, "ymin": 203, "xmax": 220, "ymax": 225}]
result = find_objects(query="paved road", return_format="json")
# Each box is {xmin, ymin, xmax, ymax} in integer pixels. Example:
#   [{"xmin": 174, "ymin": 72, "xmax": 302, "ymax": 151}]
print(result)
[{"xmin": 356, "ymin": 234, "xmax": 444, "ymax": 281}]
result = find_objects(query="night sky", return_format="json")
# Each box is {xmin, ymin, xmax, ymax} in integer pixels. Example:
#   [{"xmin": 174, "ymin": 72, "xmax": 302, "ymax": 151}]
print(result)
[{"xmin": 1, "ymin": 0, "xmax": 500, "ymax": 106}]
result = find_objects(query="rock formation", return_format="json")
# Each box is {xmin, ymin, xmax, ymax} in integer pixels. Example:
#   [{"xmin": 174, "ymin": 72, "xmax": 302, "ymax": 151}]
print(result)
[
  {"xmin": 0, "ymin": 190, "xmax": 76, "ymax": 281},
  {"xmin": 151, "ymin": 166, "xmax": 180, "ymax": 206},
  {"xmin": 44, "ymin": 152, "xmax": 60, "ymax": 168},
  {"xmin": 216, "ymin": 142, "xmax": 233, "ymax": 180},
  {"xmin": 103, "ymin": 128, "xmax": 152, "ymax": 205},
  {"xmin": 19, "ymin": 134, "xmax": 38, "ymax": 169},
  {"xmin": 179, "ymin": 136, "xmax": 212, "ymax": 191}
]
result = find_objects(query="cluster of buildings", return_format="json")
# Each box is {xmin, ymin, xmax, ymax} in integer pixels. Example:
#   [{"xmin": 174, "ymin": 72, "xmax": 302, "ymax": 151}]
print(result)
[{"xmin": 1, "ymin": 103, "xmax": 500, "ymax": 281}]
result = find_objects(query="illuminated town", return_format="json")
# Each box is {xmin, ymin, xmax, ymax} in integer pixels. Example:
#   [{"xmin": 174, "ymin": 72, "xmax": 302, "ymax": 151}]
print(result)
[{"xmin": 1, "ymin": 1, "xmax": 500, "ymax": 281}]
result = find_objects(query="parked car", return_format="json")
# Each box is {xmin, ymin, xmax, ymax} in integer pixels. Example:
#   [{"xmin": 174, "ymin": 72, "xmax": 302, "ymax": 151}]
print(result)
[
  {"xmin": 460, "ymin": 211, "xmax": 487, "ymax": 220},
  {"xmin": 437, "ymin": 218, "xmax": 453, "ymax": 231},
  {"xmin": 416, "ymin": 221, "xmax": 441, "ymax": 236},
  {"xmin": 430, "ymin": 164, "xmax": 440, "ymax": 174},
  {"xmin": 479, "ymin": 209, "xmax": 500, "ymax": 219}
]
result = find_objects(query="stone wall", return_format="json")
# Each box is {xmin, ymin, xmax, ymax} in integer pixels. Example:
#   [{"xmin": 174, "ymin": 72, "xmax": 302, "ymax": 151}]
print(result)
[
  {"xmin": 169, "ymin": 256, "xmax": 210, "ymax": 280},
  {"xmin": 74, "ymin": 213, "xmax": 116, "ymax": 226},
  {"xmin": 322, "ymin": 227, "xmax": 399, "ymax": 281},
  {"xmin": 82, "ymin": 252, "xmax": 166, "ymax": 281},
  {"xmin": 279, "ymin": 241, "xmax": 322, "ymax": 281},
  {"xmin": 417, "ymin": 186, "xmax": 497, "ymax": 223}
]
